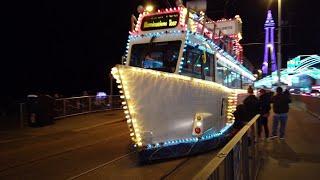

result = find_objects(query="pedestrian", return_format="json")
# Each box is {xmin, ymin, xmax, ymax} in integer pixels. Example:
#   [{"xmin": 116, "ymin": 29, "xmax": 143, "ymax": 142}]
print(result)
[
  {"xmin": 243, "ymin": 86, "xmax": 260, "ymax": 121},
  {"xmin": 232, "ymin": 103, "xmax": 248, "ymax": 131},
  {"xmin": 269, "ymin": 87, "xmax": 291, "ymax": 140},
  {"xmin": 258, "ymin": 89, "xmax": 271, "ymax": 140},
  {"xmin": 283, "ymin": 88, "xmax": 291, "ymax": 101}
]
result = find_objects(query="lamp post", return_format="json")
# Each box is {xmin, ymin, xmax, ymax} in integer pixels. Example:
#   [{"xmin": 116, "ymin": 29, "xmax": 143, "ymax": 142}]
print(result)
[
  {"xmin": 257, "ymin": 69, "xmax": 262, "ymax": 79},
  {"xmin": 277, "ymin": 0, "xmax": 282, "ymax": 85}
]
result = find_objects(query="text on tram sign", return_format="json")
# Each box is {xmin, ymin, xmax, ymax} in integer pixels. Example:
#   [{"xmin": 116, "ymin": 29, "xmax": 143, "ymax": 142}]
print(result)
[{"xmin": 141, "ymin": 13, "xmax": 180, "ymax": 31}]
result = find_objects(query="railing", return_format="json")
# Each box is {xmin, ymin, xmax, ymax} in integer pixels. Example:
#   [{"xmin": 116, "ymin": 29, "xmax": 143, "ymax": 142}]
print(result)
[
  {"xmin": 53, "ymin": 95, "xmax": 122, "ymax": 118},
  {"xmin": 291, "ymin": 94, "xmax": 320, "ymax": 118},
  {"xmin": 19, "ymin": 95, "xmax": 122, "ymax": 128},
  {"xmin": 193, "ymin": 115, "xmax": 261, "ymax": 180}
]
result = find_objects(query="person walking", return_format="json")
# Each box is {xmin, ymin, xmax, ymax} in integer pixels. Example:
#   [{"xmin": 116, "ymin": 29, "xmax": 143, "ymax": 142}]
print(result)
[
  {"xmin": 243, "ymin": 86, "xmax": 260, "ymax": 121},
  {"xmin": 270, "ymin": 87, "xmax": 291, "ymax": 140},
  {"xmin": 258, "ymin": 89, "xmax": 271, "ymax": 140}
]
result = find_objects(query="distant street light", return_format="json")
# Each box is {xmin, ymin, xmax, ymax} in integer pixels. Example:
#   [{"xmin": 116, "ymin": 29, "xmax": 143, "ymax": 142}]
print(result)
[
  {"xmin": 257, "ymin": 69, "xmax": 262, "ymax": 79},
  {"xmin": 145, "ymin": 5, "xmax": 154, "ymax": 12},
  {"xmin": 277, "ymin": 0, "xmax": 282, "ymax": 85}
]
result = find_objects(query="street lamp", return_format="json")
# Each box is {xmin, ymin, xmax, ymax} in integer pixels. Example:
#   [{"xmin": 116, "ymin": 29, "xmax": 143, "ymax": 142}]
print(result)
[
  {"xmin": 257, "ymin": 69, "xmax": 262, "ymax": 79},
  {"xmin": 145, "ymin": 5, "xmax": 154, "ymax": 12},
  {"xmin": 277, "ymin": 0, "xmax": 282, "ymax": 85}
]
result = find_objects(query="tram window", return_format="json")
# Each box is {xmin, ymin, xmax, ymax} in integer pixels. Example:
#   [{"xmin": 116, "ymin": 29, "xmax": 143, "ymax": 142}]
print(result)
[
  {"xmin": 229, "ymin": 71, "xmax": 241, "ymax": 88},
  {"xmin": 129, "ymin": 41, "xmax": 181, "ymax": 73},
  {"xmin": 181, "ymin": 45, "xmax": 212, "ymax": 80},
  {"xmin": 216, "ymin": 63, "xmax": 227, "ymax": 85},
  {"xmin": 203, "ymin": 53, "xmax": 212, "ymax": 77},
  {"xmin": 180, "ymin": 46, "xmax": 201, "ymax": 78}
]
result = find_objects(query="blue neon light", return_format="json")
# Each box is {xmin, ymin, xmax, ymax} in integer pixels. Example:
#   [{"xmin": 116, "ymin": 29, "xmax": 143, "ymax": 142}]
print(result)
[{"xmin": 145, "ymin": 123, "xmax": 234, "ymax": 150}]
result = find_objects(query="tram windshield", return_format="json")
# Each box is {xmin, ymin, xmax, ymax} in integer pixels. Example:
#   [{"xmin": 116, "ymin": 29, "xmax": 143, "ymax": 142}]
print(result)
[{"xmin": 129, "ymin": 41, "xmax": 181, "ymax": 73}]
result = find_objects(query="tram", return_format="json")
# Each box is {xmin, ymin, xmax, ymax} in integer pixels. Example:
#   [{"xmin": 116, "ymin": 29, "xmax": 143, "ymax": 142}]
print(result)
[{"xmin": 111, "ymin": 3, "xmax": 255, "ymax": 162}]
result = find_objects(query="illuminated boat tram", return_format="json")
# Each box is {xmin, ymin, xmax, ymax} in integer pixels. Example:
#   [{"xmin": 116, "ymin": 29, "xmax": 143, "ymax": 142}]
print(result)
[{"xmin": 111, "ymin": 4, "xmax": 256, "ymax": 162}]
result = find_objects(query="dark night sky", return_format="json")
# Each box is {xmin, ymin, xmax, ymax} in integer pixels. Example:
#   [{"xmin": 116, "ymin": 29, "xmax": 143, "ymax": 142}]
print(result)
[{"xmin": 1, "ymin": 0, "xmax": 319, "ymax": 101}]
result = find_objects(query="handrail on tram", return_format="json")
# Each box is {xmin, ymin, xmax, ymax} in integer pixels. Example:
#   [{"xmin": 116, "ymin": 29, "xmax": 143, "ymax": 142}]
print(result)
[{"xmin": 193, "ymin": 114, "xmax": 260, "ymax": 180}]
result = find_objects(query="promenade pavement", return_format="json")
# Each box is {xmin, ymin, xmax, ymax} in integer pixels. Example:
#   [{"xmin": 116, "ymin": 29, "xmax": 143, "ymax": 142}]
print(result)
[{"xmin": 258, "ymin": 101, "xmax": 320, "ymax": 180}]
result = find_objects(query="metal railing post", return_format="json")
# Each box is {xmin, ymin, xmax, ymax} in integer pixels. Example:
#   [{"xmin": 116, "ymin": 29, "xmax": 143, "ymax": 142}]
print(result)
[
  {"xmin": 227, "ymin": 152, "xmax": 234, "ymax": 180},
  {"xmin": 63, "ymin": 99, "xmax": 67, "ymax": 116},
  {"xmin": 109, "ymin": 73, "xmax": 113, "ymax": 109},
  {"xmin": 241, "ymin": 133, "xmax": 249, "ymax": 180},
  {"xmin": 88, "ymin": 96, "xmax": 92, "ymax": 111},
  {"xmin": 19, "ymin": 103, "xmax": 24, "ymax": 128}
]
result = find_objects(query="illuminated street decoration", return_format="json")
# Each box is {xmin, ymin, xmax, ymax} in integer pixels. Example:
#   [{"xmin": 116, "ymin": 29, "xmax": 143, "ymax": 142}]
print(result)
[
  {"xmin": 262, "ymin": 10, "xmax": 277, "ymax": 75},
  {"xmin": 255, "ymin": 55, "xmax": 320, "ymax": 89}
]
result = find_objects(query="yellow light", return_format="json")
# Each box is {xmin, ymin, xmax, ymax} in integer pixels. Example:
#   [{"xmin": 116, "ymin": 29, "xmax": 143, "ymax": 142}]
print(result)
[
  {"xmin": 145, "ymin": 4, "xmax": 154, "ymax": 12},
  {"xmin": 196, "ymin": 122, "xmax": 202, "ymax": 127}
]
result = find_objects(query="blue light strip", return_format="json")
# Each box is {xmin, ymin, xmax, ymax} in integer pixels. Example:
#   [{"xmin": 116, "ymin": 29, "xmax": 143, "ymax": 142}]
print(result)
[{"xmin": 145, "ymin": 123, "xmax": 234, "ymax": 150}]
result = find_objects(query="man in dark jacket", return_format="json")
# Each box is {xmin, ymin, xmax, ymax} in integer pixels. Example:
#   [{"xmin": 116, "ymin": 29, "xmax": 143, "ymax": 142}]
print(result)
[
  {"xmin": 270, "ymin": 87, "xmax": 291, "ymax": 140},
  {"xmin": 243, "ymin": 86, "xmax": 259, "ymax": 121},
  {"xmin": 258, "ymin": 89, "xmax": 271, "ymax": 139},
  {"xmin": 233, "ymin": 104, "xmax": 248, "ymax": 129}
]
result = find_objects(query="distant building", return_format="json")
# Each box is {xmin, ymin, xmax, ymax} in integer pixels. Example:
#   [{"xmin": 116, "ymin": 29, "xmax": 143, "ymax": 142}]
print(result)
[{"xmin": 262, "ymin": 10, "xmax": 277, "ymax": 75}]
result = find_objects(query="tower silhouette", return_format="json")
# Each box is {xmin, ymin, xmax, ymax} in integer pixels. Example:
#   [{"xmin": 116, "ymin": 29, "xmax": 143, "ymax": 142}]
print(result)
[{"xmin": 262, "ymin": 10, "xmax": 277, "ymax": 75}]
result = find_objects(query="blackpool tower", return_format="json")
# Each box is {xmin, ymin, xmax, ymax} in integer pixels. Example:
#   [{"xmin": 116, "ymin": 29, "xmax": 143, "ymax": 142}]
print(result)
[{"xmin": 262, "ymin": 10, "xmax": 277, "ymax": 75}]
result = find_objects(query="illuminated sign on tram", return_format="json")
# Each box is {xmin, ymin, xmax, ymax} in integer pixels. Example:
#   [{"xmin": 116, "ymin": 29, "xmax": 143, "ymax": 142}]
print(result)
[{"xmin": 141, "ymin": 13, "xmax": 179, "ymax": 31}]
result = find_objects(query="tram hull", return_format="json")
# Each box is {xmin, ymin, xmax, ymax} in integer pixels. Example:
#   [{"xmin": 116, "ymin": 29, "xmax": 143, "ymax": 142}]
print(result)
[{"xmin": 112, "ymin": 65, "xmax": 238, "ymax": 162}]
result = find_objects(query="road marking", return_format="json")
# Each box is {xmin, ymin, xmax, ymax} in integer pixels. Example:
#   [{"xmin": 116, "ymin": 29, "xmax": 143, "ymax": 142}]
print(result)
[
  {"xmin": 67, "ymin": 151, "xmax": 136, "ymax": 180},
  {"xmin": 0, "ymin": 119, "xmax": 126, "ymax": 144},
  {"xmin": 0, "ymin": 119, "xmax": 123, "ymax": 144},
  {"xmin": 0, "ymin": 132, "xmax": 129, "ymax": 173},
  {"xmin": 0, "ymin": 137, "xmax": 34, "ymax": 144},
  {"xmin": 72, "ymin": 119, "xmax": 125, "ymax": 132}
]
